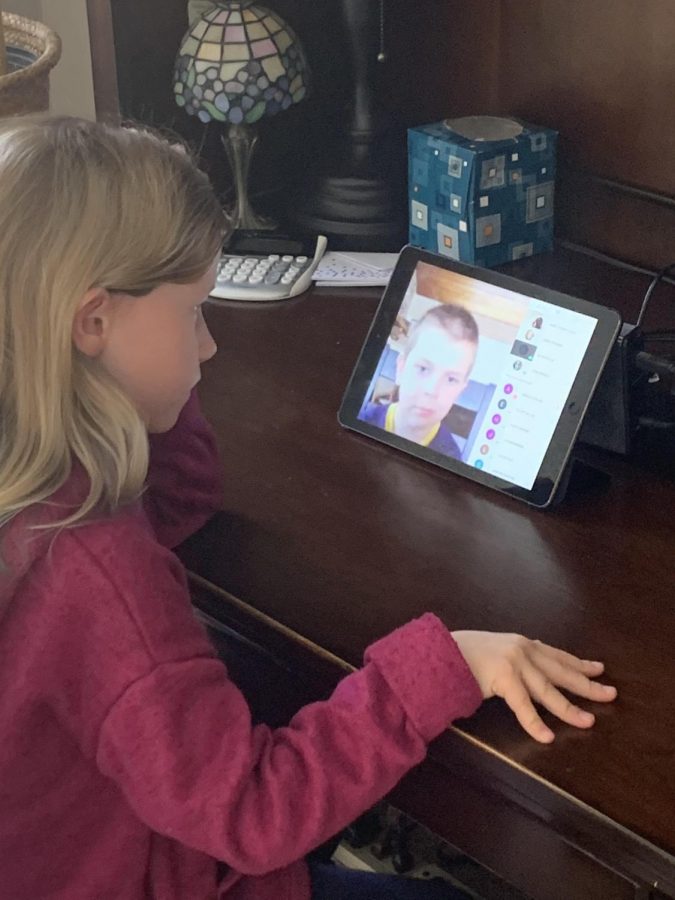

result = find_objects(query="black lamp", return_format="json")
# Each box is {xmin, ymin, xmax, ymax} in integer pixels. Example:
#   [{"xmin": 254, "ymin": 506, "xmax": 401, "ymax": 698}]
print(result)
[{"xmin": 292, "ymin": 0, "xmax": 407, "ymax": 251}]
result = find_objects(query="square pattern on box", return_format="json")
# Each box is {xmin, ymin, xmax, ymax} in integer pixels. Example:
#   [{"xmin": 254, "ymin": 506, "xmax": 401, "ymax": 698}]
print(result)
[{"xmin": 408, "ymin": 119, "xmax": 558, "ymax": 267}]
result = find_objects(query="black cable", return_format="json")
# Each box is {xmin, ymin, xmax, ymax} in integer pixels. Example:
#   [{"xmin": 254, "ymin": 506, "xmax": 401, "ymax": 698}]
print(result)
[
  {"xmin": 638, "ymin": 417, "xmax": 675, "ymax": 431},
  {"xmin": 635, "ymin": 351, "xmax": 675, "ymax": 380},
  {"xmin": 601, "ymin": 262, "xmax": 675, "ymax": 436},
  {"xmin": 637, "ymin": 261, "xmax": 675, "ymax": 327},
  {"xmin": 642, "ymin": 334, "xmax": 675, "ymax": 343}
]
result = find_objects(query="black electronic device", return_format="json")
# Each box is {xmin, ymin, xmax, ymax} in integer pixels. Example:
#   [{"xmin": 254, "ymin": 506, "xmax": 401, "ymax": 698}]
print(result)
[
  {"xmin": 578, "ymin": 322, "xmax": 644, "ymax": 455},
  {"xmin": 226, "ymin": 231, "xmax": 319, "ymax": 258},
  {"xmin": 338, "ymin": 246, "xmax": 622, "ymax": 508},
  {"xmin": 579, "ymin": 259, "xmax": 675, "ymax": 455}
]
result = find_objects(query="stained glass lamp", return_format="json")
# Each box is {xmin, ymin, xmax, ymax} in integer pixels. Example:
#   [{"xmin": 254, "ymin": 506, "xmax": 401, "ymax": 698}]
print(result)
[{"xmin": 174, "ymin": 1, "xmax": 309, "ymax": 231}]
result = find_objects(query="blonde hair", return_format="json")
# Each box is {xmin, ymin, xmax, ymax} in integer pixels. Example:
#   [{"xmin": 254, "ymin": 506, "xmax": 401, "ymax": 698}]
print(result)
[
  {"xmin": 405, "ymin": 303, "xmax": 479, "ymax": 356},
  {"xmin": 0, "ymin": 116, "xmax": 227, "ymax": 537}
]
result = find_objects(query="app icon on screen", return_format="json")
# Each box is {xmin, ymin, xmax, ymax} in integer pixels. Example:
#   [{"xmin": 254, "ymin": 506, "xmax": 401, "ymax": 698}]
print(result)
[{"xmin": 511, "ymin": 339, "xmax": 537, "ymax": 361}]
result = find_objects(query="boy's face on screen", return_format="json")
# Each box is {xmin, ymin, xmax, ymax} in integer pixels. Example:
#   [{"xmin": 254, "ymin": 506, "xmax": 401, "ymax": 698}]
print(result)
[{"xmin": 396, "ymin": 324, "xmax": 475, "ymax": 433}]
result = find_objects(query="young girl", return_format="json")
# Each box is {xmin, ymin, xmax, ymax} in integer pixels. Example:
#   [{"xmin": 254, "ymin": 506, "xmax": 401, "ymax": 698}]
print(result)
[{"xmin": 0, "ymin": 117, "xmax": 617, "ymax": 900}]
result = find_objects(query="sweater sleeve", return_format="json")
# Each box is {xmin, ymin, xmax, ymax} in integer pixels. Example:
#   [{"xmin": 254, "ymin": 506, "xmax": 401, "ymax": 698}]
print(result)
[
  {"xmin": 95, "ymin": 613, "xmax": 482, "ymax": 876},
  {"xmin": 143, "ymin": 389, "xmax": 223, "ymax": 548}
]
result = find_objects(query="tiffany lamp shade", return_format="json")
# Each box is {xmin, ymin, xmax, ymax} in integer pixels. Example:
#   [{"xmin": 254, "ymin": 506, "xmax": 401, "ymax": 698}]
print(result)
[{"xmin": 174, "ymin": 1, "xmax": 309, "ymax": 231}]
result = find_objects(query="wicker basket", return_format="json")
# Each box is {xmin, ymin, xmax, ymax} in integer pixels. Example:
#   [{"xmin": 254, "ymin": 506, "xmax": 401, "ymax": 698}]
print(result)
[{"xmin": 0, "ymin": 12, "xmax": 61, "ymax": 117}]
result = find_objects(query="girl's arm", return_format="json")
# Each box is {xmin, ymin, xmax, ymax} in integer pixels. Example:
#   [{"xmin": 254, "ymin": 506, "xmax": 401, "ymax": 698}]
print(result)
[
  {"xmin": 143, "ymin": 390, "xmax": 223, "ymax": 548},
  {"xmin": 94, "ymin": 603, "xmax": 481, "ymax": 876},
  {"xmin": 94, "ymin": 613, "xmax": 615, "ymax": 877},
  {"xmin": 57, "ymin": 511, "xmax": 614, "ymax": 883}
]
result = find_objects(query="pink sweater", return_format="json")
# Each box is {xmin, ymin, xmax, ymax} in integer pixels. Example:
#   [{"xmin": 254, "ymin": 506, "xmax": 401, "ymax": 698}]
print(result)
[{"xmin": 0, "ymin": 393, "xmax": 482, "ymax": 900}]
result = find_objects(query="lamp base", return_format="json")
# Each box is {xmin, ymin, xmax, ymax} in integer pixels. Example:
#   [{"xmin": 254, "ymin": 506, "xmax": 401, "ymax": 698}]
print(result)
[
  {"xmin": 290, "ymin": 128, "xmax": 407, "ymax": 251},
  {"xmin": 293, "ymin": 173, "xmax": 406, "ymax": 251},
  {"xmin": 229, "ymin": 206, "xmax": 277, "ymax": 233},
  {"xmin": 221, "ymin": 124, "xmax": 276, "ymax": 233}
]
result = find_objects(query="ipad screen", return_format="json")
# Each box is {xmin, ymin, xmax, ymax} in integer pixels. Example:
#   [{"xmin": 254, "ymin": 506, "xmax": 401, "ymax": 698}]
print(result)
[{"xmin": 356, "ymin": 260, "xmax": 597, "ymax": 490}]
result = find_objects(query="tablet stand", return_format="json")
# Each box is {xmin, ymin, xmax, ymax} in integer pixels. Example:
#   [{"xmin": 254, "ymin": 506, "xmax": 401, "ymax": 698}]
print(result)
[{"xmin": 552, "ymin": 456, "xmax": 612, "ymax": 505}]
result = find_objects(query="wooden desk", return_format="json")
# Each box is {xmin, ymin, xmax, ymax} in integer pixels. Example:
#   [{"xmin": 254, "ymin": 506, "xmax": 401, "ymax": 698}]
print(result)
[{"xmin": 178, "ymin": 248, "xmax": 675, "ymax": 900}]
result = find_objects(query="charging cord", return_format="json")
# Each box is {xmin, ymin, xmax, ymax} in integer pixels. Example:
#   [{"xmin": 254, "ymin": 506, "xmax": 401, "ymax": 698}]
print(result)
[
  {"xmin": 635, "ymin": 351, "xmax": 675, "ymax": 381},
  {"xmin": 637, "ymin": 261, "xmax": 675, "ymax": 329},
  {"xmin": 632, "ymin": 263, "xmax": 675, "ymax": 432},
  {"xmin": 636, "ymin": 260, "xmax": 675, "ymax": 380}
]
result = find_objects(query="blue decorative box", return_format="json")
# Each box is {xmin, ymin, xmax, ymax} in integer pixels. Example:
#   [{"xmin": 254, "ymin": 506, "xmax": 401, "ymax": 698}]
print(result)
[{"xmin": 408, "ymin": 116, "xmax": 558, "ymax": 267}]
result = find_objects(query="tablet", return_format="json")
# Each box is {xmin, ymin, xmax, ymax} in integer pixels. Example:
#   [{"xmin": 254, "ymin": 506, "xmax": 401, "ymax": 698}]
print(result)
[{"xmin": 338, "ymin": 246, "xmax": 621, "ymax": 507}]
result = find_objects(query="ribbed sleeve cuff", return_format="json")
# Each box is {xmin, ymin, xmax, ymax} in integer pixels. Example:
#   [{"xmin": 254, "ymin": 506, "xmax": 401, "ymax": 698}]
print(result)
[{"xmin": 364, "ymin": 613, "xmax": 483, "ymax": 742}]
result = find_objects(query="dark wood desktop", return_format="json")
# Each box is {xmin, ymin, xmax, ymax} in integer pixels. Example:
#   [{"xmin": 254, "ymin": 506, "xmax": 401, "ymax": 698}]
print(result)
[{"xmin": 177, "ymin": 248, "xmax": 675, "ymax": 900}]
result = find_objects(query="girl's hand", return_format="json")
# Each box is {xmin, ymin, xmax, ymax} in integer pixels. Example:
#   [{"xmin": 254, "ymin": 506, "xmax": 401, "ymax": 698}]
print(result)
[{"xmin": 452, "ymin": 631, "xmax": 617, "ymax": 743}]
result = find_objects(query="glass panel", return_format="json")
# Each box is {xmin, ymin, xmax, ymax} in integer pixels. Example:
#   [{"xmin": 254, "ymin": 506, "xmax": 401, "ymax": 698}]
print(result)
[
  {"xmin": 220, "ymin": 61, "xmax": 243, "ymax": 81},
  {"xmin": 202, "ymin": 99, "xmax": 225, "ymax": 120},
  {"xmin": 214, "ymin": 93, "xmax": 230, "ymax": 112},
  {"xmin": 180, "ymin": 36, "xmax": 200, "ymax": 57},
  {"xmin": 204, "ymin": 24, "xmax": 224, "ymax": 42},
  {"xmin": 245, "ymin": 100, "xmax": 267, "ymax": 123},
  {"xmin": 222, "ymin": 43, "xmax": 251, "ymax": 62},
  {"xmin": 262, "ymin": 55, "xmax": 285, "ymax": 82},
  {"xmin": 263, "ymin": 15, "xmax": 282, "ymax": 34},
  {"xmin": 274, "ymin": 30, "xmax": 292, "ymax": 54},
  {"xmin": 252, "ymin": 38, "xmax": 278, "ymax": 59},
  {"xmin": 245, "ymin": 22, "xmax": 268, "ymax": 41},
  {"xmin": 191, "ymin": 20, "xmax": 209, "ymax": 40},
  {"xmin": 198, "ymin": 43, "xmax": 225, "ymax": 62},
  {"xmin": 225, "ymin": 25, "xmax": 246, "ymax": 42}
]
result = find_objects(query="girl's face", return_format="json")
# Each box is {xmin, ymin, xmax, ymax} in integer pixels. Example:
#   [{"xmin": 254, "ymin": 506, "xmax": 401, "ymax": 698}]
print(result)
[{"xmin": 98, "ymin": 260, "xmax": 218, "ymax": 432}]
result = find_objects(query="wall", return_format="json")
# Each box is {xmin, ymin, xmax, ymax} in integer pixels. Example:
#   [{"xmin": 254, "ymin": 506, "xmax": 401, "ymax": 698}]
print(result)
[
  {"xmin": 386, "ymin": 0, "xmax": 675, "ymax": 268},
  {"xmin": 106, "ymin": 0, "xmax": 675, "ymax": 269},
  {"xmin": 5, "ymin": 0, "xmax": 95, "ymax": 118}
]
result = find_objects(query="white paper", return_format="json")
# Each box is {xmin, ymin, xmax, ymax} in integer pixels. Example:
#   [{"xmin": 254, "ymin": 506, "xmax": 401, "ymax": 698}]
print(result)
[{"xmin": 312, "ymin": 251, "xmax": 399, "ymax": 287}]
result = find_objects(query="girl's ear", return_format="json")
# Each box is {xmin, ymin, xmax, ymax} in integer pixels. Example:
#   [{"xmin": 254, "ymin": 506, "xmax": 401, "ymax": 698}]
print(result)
[{"xmin": 72, "ymin": 287, "xmax": 115, "ymax": 357}]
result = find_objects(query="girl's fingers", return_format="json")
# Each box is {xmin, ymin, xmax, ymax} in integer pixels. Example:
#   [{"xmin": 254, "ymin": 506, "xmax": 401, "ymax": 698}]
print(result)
[
  {"xmin": 539, "ymin": 644, "xmax": 606, "ymax": 677},
  {"xmin": 500, "ymin": 671, "xmax": 555, "ymax": 743},
  {"xmin": 454, "ymin": 632, "xmax": 617, "ymax": 743},
  {"xmin": 520, "ymin": 659, "xmax": 598, "ymax": 729},
  {"xmin": 530, "ymin": 644, "xmax": 617, "ymax": 703}
]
